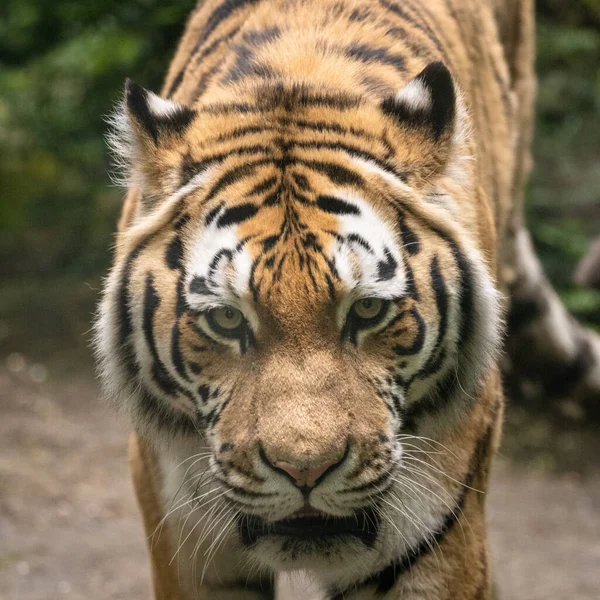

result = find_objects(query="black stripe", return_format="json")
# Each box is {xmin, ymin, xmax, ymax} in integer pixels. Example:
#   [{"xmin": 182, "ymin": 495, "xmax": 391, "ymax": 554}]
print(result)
[
  {"xmin": 205, "ymin": 203, "xmax": 224, "ymax": 226},
  {"xmin": 166, "ymin": 235, "xmax": 184, "ymax": 270},
  {"xmin": 165, "ymin": 69, "xmax": 185, "ymax": 99},
  {"xmin": 117, "ymin": 240, "xmax": 151, "ymax": 379},
  {"xmin": 444, "ymin": 234, "xmax": 475, "ymax": 354},
  {"xmin": 203, "ymin": 155, "xmax": 363, "ymax": 209},
  {"xmin": 257, "ymin": 85, "xmax": 362, "ymax": 111},
  {"xmin": 286, "ymin": 118, "xmax": 374, "ymax": 141},
  {"xmin": 143, "ymin": 274, "xmax": 185, "ymax": 397},
  {"xmin": 393, "ymin": 307, "xmax": 425, "ymax": 356},
  {"xmin": 385, "ymin": 24, "xmax": 435, "ymax": 62},
  {"xmin": 197, "ymin": 90, "xmax": 361, "ymax": 116},
  {"xmin": 180, "ymin": 153, "xmax": 205, "ymax": 187},
  {"xmin": 194, "ymin": 59, "xmax": 226, "ymax": 99},
  {"xmin": 412, "ymin": 256, "xmax": 449, "ymax": 380},
  {"xmin": 208, "ymin": 248, "xmax": 234, "ymax": 276},
  {"xmin": 316, "ymin": 195, "xmax": 360, "ymax": 216},
  {"xmin": 216, "ymin": 202, "xmax": 259, "ymax": 227},
  {"xmin": 189, "ymin": 276, "xmax": 214, "ymax": 296},
  {"xmin": 208, "ymin": 117, "xmax": 377, "ymax": 145},
  {"xmin": 304, "ymin": 160, "xmax": 364, "ymax": 187},
  {"xmin": 262, "ymin": 234, "xmax": 279, "ymax": 251},
  {"xmin": 402, "ymin": 231, "xmax": 476, "ymax": 425},
  {"xmin": 346, "ymin": 233, "xmax": 374, "ymax": 253},
  {"xmin": 247, "ymin": 176, "xmax": 278, "ymax": 196},
  {"xmin": 203, "ymin": 162, "xmax": 262, "ymax": 204},
  {"xmin": 292, "ymin": 172, "xmax": 310, "ymax": 191},
  {"xmin": 345, "ymin": 42, "xmax": 406, "ymax": 72},
  {"xmin": 403, "ymin": 257, "xmax": 419, "ymax": 300},
  {"xmin": 171, "ymin": 277, "xmax": 191, "ymax": 383},
  {"xmin": 405, "ymin": 0, "xmax": 453, "ymax": 64},
  {"xmin": 174, "ymin": 212, "xmax": 191, "ymax": 231},
  {"xmin": 220, "ymin": 26, "xmax": 281, "ymax": 84},
  {"xmin": 291, "ymin": 139, "xmax": 407, "ymax": 182},
  {"xmin": 200, "ymin": 0, "xmax": 260, "ymax": 44},
  {"xmin": 215, "ymin": 124, "xmax": 272, "ymax": 142},
  {"xmin": 398, "ymin": 211, "xmax": 420, "ymax": 255},
  {"xmin": 191, "ymin": 24, "xmax": 243, "ymax": 65},
  {"xmin": 377, "ymin": 248, "xmax": 398, "ymax": 281},
  {"xmin": 379, "ymin": 0, "xmax": 448, "ymax": 63},
  {"xmin": 184, "ymin": 144, "xmax": 273, "ymax": 172},
  {"xmin": 340, "ymin": 471, "xmax": 391, "ymax": 494}
]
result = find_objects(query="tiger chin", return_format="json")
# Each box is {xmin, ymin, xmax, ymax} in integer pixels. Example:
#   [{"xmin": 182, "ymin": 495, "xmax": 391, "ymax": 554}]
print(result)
[{"xmin": 93, "ymin": 0, "xmax": 540, "ymax": 598}]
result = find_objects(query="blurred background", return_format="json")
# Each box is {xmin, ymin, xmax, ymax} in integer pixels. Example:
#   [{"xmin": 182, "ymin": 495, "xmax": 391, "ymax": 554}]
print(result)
[{"xmin": 0, "ymin": 1, "xmax": 599, "ymax": 599}]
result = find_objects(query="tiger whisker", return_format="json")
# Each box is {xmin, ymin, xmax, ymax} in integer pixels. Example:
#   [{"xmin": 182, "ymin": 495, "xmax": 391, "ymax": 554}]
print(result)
[
  {"xmin": 402, "ymin": 453, "xmax": 484, "ymax": 494},
  {"xmin": 169, "ymin": 488, "xmax": 229, "ymax": 566},
  {"xmin": 379, "ymin": 493, "xmax": 443, "ymax": 564},
  {"xmin": 201, "ymin": 509, "xmax": 240, "ymax": 584}
]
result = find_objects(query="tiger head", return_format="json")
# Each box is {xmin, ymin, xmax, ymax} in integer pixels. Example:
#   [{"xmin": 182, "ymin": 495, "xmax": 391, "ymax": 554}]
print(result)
[{"xmin": 95, "ymin": 62, "xmax": 502, "ymax": 584}]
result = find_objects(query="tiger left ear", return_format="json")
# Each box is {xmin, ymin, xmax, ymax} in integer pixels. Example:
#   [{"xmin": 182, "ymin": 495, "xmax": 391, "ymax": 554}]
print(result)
[
  {"xmin": 124, "ymin": 79, "xmax": 197, "ymax": 146},
  {"xmin": 381, "ymin": 62, "xmax": 455, "ymax": 141}
]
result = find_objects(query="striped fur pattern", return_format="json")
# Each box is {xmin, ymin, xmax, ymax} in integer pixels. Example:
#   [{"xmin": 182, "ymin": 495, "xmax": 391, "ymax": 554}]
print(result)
[{"xmin": 93, "ymin": 0, "xmax": 598, "ymax": 598}]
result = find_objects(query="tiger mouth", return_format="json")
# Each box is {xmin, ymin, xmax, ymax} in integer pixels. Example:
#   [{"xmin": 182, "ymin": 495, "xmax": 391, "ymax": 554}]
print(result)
[{"xmin": 240, "ymin": 507, "xmax": 380, "ymax": 546}]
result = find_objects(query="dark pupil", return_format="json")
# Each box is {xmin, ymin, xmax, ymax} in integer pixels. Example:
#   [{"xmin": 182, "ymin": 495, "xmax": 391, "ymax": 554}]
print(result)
[
  {"xmin": 362, "ymin": 299, "xmax": 373, "ymax": 310},
  {"xmin": 225, "ymin": 308, "xmax": 234, "ymax": 320}
]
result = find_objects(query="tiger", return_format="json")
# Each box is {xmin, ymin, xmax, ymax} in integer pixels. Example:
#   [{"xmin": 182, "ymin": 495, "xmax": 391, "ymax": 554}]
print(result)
[{"xmin": 94, "ymin": 0, "xmax": 600, "ymax": 598}]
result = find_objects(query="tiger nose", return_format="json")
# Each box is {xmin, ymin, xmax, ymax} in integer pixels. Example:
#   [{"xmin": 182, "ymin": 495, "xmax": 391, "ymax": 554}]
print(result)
[{"xmin": 260, "ymin": 444, "xmax": 348, "ymax": 489}]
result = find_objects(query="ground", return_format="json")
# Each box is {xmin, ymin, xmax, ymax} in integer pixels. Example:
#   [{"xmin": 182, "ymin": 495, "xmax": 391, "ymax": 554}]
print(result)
[{"xmin": 1, "ymin": 357, "xmax": 599, "ymax": 600}]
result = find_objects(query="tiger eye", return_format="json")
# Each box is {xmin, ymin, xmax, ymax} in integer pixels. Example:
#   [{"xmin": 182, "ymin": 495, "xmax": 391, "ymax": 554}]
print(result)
[
  {"xmin": 209, "ymin": 306, "xmax": 243, "ymax": 330},
  {"xmin": 352, "ymin": 298, "xmax": 384, "ymax": 320}
]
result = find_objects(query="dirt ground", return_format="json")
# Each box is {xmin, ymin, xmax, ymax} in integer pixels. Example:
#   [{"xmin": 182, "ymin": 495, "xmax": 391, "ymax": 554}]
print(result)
[{"xmin": 1, "ymin": 359, "xmax": 599, "ymax": 600}]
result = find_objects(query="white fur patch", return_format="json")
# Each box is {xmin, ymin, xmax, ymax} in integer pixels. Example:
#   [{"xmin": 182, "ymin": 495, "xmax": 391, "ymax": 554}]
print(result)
[
  {"xmin": 351, "ymin": 155, "xmax": 413, "ymax": 194},
  {"xmin": 395, "ymin": 78, "xmax": 432, "ymax": 111},
  {"xmin": 329, "ymin": 193, "xmax": 406, "ymax": 328},
  {"xmin": 146, "ymin": 91, "xmax": 183, "ymax": 118},
  {"xmin": 186, "ymin": 210, "xmax": 259, "ymax": 334}
]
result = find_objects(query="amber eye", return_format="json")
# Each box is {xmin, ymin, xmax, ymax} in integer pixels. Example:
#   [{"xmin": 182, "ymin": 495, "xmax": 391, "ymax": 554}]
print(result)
[
  {"xmin": 351, "ymin": 298, "xmax": 386, "ymax": 321},
  {"xmin": 206, "ymin": 306, "xmax": 244, "ymax": 335}
]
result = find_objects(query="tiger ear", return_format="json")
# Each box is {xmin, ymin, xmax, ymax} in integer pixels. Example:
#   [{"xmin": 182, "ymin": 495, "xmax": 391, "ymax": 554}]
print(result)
[
  {"xmin": 108, "ymin": 80, "xmax": 197, "ymax": 203},
  {"xmin": 381, "ymin": 62, "xmax": 456, "ymax": 142},
  {"xmin": 123, "ymin": 79, "xmax": 196, "ymax": 145}
]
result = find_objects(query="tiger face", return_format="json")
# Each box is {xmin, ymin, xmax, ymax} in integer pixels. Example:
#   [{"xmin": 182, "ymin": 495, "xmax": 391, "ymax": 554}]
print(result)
[{"xmin": 96, "ymin": 62, "xmax": 501, "ymax": 583}]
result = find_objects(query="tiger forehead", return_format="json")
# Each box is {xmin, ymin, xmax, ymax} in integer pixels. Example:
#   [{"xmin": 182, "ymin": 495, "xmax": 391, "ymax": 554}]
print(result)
[
  {"xmin": 176, "ymin": 82, "xmax": 420, "ymax": 195},
  {"xmin": 184, "ymin": 178, "xmax": 407, "ymax": 315}
]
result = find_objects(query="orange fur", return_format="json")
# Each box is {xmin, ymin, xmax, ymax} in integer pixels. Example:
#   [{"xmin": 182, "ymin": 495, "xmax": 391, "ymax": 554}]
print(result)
[{"xmin": 96, "ymin": 1, "xmax": 539, "ymax": 598}]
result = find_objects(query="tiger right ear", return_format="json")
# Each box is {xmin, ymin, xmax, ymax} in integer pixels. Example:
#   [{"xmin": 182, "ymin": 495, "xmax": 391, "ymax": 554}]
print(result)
[
  {"xmin": 381, "ymin": 62, "xmax": 456, "ymax": 142},
  {"xmin": 108, "ymin": 80, "xmax": 197, "ymax": 201}
]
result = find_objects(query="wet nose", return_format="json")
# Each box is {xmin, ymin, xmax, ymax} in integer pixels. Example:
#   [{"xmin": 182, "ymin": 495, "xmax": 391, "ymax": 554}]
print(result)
[{"xmin": 260, "ymin": 444, "xmax": 348, "ymax": 489}]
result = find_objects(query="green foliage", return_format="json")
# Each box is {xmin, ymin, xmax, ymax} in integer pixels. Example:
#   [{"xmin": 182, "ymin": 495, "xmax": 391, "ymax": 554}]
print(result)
[
  {"xmin": 0, "ymin": 0, "xmax": 194, "ymax": 276},
  {"xmin": 0, "ymin": 0, "xmax": 598, "ymax": 327},
  {"xmin": 528, "ymin": 15, "xmax": 600, "ymax": 323}
]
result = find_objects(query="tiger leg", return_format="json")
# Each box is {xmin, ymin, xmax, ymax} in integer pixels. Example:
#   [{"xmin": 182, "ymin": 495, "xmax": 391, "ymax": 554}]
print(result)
[
  {"xmin": 129, "ymin": 434, "xmax": 275, "ymax": 600},
  {"xmin": 129, "ymin": 433, "xmax": 182, "ymax": 600}
]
